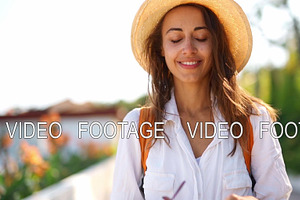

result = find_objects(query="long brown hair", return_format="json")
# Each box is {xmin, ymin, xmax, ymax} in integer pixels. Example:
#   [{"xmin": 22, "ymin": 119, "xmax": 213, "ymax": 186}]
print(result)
[{"xmin": 144, "ymin": 4, "xmax": 277, "ymax": 155}]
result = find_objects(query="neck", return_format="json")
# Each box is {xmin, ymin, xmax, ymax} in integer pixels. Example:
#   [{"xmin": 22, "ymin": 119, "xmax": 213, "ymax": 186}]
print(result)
[{"xmin": 174, "ymin": 79, "xmax": 211, "ymax": 117}]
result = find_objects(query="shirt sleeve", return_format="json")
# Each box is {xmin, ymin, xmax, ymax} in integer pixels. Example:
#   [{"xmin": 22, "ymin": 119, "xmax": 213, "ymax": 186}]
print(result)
[
  {"xmin": 250, "ymin": 106, "xmax": 293, "ymax": 200},
  {"xmin": 110, "ymin": 108, "xmax": 145, "ymax": 200}
]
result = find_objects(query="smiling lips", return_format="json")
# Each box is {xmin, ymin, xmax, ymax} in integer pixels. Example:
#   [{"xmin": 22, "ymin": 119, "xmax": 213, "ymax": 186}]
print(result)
[{"xmin": 178, "ymin": 60, "xmax": 201, "ymax": 69}]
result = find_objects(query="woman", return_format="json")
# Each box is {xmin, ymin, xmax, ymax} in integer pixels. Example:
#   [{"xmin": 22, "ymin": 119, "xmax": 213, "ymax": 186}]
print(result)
[{"xmin": 111, "ymin": 0, "xmax": 292, "ymax": 199}]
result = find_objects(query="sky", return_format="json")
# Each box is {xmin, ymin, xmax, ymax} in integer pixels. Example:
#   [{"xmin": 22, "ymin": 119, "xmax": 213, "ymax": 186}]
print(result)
[{"xmin": 0, "ymin": 0, "xmax": 299, "ymax": 114}]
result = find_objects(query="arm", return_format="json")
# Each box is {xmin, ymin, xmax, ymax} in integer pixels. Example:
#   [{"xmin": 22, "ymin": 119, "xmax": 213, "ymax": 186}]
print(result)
[
  {"xmin": 111, "ymin": 108, "xmax": 144, "ymax": 200},
  {"xmin": 250, "ymin": 106, "xmax": 292, "ymax": 200}
]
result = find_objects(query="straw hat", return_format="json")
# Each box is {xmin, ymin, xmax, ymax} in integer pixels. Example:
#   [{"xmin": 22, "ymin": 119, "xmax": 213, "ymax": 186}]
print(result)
[{"xmin": 131, "ymin": 0, "xmax": 252, "ymax": 72}]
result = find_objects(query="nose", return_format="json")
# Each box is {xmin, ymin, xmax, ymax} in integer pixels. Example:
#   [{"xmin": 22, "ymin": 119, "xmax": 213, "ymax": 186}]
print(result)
[{"xmin": 182, "ymin": 38, "xmax": 197, "ymax": 55}]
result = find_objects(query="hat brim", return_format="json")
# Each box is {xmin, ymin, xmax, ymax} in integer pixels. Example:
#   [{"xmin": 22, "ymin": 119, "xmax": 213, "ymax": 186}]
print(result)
[{"xmin": 131, "ymin": 0, "xmax": 252, "ymax": 73}]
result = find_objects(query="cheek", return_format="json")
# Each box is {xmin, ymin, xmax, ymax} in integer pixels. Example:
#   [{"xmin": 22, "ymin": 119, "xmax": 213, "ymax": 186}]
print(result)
[
  {"xmin": 199, "ymin": 42, "xmax": 212, "ymax": 57},
  {"xmin": 162, "ymin": 43, "xmax": 177, "ymax": 62},
  {"xmin": 163, "ymin": 48, "xmax": 178, "ymax": 74}
]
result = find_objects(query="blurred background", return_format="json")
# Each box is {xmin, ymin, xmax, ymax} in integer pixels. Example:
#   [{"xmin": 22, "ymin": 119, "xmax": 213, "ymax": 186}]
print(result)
[{"xmin": 0, "ymin": 0, "xmax": 300, "ymax": 199}]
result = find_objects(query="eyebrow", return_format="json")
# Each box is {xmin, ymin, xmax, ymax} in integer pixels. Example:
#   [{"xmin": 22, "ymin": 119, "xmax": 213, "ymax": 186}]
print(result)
[{"xmin": 166, "ymin": 26, "xmax": 208, "ymax": 35}]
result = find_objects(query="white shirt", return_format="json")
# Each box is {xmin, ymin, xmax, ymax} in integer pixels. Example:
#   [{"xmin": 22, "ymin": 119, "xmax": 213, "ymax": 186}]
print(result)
[
  {"xmin": 196, "ymin": 156, "xmax": 201, "ymax": 165},
  {"xmin": 111, "ymin": 92, "xmax": 292, "ymax": 200}
]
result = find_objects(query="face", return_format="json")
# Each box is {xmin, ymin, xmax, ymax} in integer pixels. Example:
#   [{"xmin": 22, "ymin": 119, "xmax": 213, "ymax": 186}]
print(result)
[{"xmin": 161, "ymin": 6, "xmax": 213, "ymax": 85}]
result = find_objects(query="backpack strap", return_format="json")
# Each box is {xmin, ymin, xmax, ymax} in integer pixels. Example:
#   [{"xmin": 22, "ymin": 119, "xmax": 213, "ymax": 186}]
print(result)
[
  {"xmin": 138, "ymin": 107, "xmax": 154, "ymax": 174},
  {"xmin": 242, "ymin": 118, "xmax": 254, "ymax": 175},
  {"xmin": 139, "ymin": 107, "xmax": 254, "ymax": 175}
]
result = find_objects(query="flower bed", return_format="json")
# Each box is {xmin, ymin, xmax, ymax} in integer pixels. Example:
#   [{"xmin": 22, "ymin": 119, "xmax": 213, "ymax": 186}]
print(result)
[{"xmin": 0, "ymin": 113, "xmax": 115, "ymax": 200}]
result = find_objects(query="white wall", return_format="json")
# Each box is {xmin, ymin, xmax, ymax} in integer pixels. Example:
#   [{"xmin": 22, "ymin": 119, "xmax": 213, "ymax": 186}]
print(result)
[{"xmin": 23, "ymin": 156, "xmax": 115, "ymax": 200}]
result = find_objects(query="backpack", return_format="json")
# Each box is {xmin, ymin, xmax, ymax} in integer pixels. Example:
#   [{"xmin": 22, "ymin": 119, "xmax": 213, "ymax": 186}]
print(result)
[{"xmin": 138, "ymin": 107, "xmax": 254, "ymax": 175}]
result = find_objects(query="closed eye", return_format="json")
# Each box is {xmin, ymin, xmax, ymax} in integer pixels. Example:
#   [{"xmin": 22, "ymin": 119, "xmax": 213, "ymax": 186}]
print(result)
[
  {"xmin": 196, "ymin": 38, "xmax": 207, "ymax": 42},
  {"xmin": 171, "ymin": 39, "xmax": 182, "ymax": 43}
]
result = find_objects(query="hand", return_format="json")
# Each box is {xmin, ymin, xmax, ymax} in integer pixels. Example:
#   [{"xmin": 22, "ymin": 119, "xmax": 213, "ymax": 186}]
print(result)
[{"xmin": 225, "ymin": 194, "xmax": 259, "ymax": 200}]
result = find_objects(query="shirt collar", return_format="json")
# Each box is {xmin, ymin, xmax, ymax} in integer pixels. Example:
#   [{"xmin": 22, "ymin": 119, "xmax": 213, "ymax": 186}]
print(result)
[{"xmin": 163, "ymin": 89, "xmax": 180, "ymax": 125}]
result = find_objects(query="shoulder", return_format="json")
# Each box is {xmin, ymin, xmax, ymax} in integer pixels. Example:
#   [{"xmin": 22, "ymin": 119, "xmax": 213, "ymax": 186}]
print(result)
[
  {"xmin": 117, "ymin": 108, "xmax": 142, "ymax": 141},
  {"xmin": 123, "ymin": 108, "xmax": 141, "ymax": 124},
  {"xmin": 249, "ymin": 103, "xmax": 275, "ymax": 141},
  {"xmin": 250, "ymin": 103, "xmax": 273, "ymax": 124}
]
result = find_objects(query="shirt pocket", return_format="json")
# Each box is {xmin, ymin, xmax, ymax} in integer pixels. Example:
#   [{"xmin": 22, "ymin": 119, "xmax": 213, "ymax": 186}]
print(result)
[
  {"xmin": 223, "ymin": 170, "xmax": 253, "ymax": 197},
  {"xmin": 143, "ymin": 171, "xmax": 175, "ymax": 200}
]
